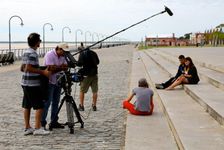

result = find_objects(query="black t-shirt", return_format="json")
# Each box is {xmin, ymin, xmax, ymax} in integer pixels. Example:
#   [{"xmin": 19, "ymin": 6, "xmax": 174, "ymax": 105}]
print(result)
[{"xmin": 77, "ymin": 49, "xmax": 100, "ymax": 76}]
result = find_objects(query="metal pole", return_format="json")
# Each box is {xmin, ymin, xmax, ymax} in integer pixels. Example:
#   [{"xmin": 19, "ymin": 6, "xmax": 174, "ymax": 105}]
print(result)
[
  {"xmin": 42, "ymin": 23, "xmax": 53, "ymax": 54},
  {"xmin": 75, "ymin": 29, "xmax": 83, "ymax": 48},
  {"xmin": 8, "ymin": 15, "xmax": 24, "ymax": 52},
  {"xmin": 92, "ymin": 33, "xmax": 99, "ymax": 47},
  {"xmin": 92, "ymin": 32, "xmax": 99, "ymax": 43},
  {"xmin": 85, "ymin": 31, "xmax": 91, "ymax": 46},
  {"xmin": 62, "ymin": 26, "xmax": 71, "ymax": 42}
]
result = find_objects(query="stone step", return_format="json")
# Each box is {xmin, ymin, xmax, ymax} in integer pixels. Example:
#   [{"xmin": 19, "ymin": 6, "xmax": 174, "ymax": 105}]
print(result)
[
  {"xmin": 151, "ymin": 49, "xmax": 224, "ymax": 91},
  {"xmin": 145, "ymin": 50, "xmax": 224, "ymax": 126},
  {"xmin": 125, "ymin": 51, "xmax": 178, "ymax": 150},
  {"xmin": 156, "ymin": 47, "xmax": 224, "ymax": 73},
  {"xmin": 139, "ymin": 50, "xmax": 224, "ymax": 150}
]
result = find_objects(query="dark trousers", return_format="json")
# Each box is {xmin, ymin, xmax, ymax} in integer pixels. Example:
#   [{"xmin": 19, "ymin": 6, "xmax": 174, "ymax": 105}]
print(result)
[{"xmin": 162, "ymin": 77, "xmax": 176, "ymax": 88}]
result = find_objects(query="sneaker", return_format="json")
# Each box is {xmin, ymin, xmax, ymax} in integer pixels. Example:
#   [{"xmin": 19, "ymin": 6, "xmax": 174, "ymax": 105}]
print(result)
[
  {"xmin": 49, "ymin": 122, "xmax": 64, "ymax": 129},
  {"xmin": 92, "ymin": 105, "xmax": 97, "ymax": 111},
  {"xmin": 24, "ymin": 127, "xmax": 34, "ymax": 136},
  {"xmin": 79, "ymin": 104, "xmax": 84, "ymax": 111},
  {"xmin": 33, "ymin": 128, "xmax": 50, "ymax": 135}
]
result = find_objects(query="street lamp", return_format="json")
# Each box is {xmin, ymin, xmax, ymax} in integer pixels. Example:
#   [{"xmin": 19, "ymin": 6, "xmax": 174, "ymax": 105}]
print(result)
[
  {"xmin": 85, "ymin": 31, "xmax": 92, "ymax": 46},
  {"xmin": 75, "ymin": 29, "xmax": 83, "ymax": 48},
  {"xmin": 9, "ymin": 15, "xmax": 24, "ymax": 52},
  {"xmin": 99, "ymin": 34, "xmax": 105, "ymax": 47},
  {"xmin": 92, "ymin": 32, "xmax": 99, "ymax": 47},
  {"xmin": 62, "ymin": 26, "xmax": 71, "ymax": 42},
  {"xmin": 92, "ymin": 32, "xmax": 99, "ymax": 42},
  {"xmin": 43, "ymin": 23, "xmax": 53, "ymax": 54}
]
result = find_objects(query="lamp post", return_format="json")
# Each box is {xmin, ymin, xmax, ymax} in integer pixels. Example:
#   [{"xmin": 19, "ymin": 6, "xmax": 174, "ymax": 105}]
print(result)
[
  {"xmin": 99, "ymin": 34, "xmax": 105, "ymax": 47},
  {"xmin": 43, "ymin": 23, "xmax": 53, "ymax": 54},
  {"xmin": 75, "ymin": 29, "xmax": 83, "ymax": 48},
  {"xmin": 92, "ymin": 32, "xmax": 99, "ymax": 47},
  {"xmin": 85, "ymin": 31, "xmax": 92, "ymax": 46},
  {"xmin": 62, "ymin": 26, "xmax": 71, "ymax": 42},
  {"xmin": 9, "ymin": 15, "xmax": 24, "ymax": 52},
  {"xmin": 92, "ymin": 32, "xmax": 99, "ymax": 42}
]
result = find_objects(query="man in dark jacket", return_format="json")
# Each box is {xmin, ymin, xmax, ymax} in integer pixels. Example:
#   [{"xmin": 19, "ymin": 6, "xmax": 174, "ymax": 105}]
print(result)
[
  {"xmin": 77, "ymin": 48, "xmax": 100, "ymax": 111},
  {"xmin": 156, "ymin": 55, "xmax": 185, "ymax": 89}
]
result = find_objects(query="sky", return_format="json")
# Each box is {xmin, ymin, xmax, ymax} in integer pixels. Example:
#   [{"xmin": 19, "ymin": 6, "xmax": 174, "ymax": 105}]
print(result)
[{"xmin": 0, "ymin": 0, "xmax": 224, "ymax": 42}]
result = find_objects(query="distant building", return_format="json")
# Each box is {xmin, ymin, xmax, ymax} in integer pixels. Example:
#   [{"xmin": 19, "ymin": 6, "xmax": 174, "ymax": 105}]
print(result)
[
  {"xmin": 189, "ymin": 32, "xmax": 205, "ymax": 46},
  {"xmin": 145, "ymin": 33, "xmax": 189, "ymax": 47}
]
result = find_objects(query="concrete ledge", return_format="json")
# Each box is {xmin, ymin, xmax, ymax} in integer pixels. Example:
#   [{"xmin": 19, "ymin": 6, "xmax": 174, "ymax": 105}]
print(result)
[{"xmin": 156, "ymin": 47, "xmax": 224, "ymax": 73}]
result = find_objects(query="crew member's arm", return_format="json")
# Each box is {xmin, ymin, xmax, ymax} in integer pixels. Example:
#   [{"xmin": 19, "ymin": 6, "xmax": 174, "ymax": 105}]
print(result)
[
  {"xmin": 95, "ymin": 52, "xmax": 100, "ymax": 65},
  {"xmin": 47, "ymin": 64, "xmax": 68, "ymax": 73},
  {"xmin": 23, "ymin": 64, "xmax": 50, "ymax": 78},
  {"xmin": 76, "ymin": 52, "xmax": 84, "ymax": 67}
]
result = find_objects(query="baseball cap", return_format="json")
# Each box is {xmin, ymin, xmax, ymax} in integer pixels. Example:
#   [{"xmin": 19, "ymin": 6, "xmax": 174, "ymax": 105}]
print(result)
[{"xmin": 57, "ymin": 43, "xmax": 69, "ymax": 51}]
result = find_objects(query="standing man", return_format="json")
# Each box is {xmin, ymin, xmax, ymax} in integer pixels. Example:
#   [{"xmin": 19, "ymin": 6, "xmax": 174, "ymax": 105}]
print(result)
[
  {"xmin": 41, "ymin": 43, "xmax": 69, "ymax": 129},
  {"xmin": 77, "ymin": 48, "xmax": 100, "ymax": 111},
  {"xmin": 21, "ymin": 33, "xmax": 50, "ymax": 135}
]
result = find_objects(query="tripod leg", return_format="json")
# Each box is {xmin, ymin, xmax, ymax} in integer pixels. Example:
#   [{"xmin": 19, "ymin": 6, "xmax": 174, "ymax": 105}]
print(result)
[
  {"xmin": 69, "ymin": 96, "xmax": 84, "ymax": 128},
  {"xmin": 66, "ymin": 99, "xmax": 75, "ymax": 134},
  {"xmin": 49, "ymin": 96, "xmax": 65, "ymax": 131}
]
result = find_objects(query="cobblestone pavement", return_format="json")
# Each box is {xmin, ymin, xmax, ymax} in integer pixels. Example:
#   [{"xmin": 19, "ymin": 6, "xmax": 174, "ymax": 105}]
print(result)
[{"xmin": 0, "ymin": 45, "xmax": 134, "ymax": 150}]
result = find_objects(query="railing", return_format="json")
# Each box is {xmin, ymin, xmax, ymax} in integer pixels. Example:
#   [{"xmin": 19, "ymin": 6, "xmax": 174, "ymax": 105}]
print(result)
[
  {"xmin": 0, "ymin": 47, "xmax": 54, "ymax": 60},
  {"xmin": 0, "ymin": 42, "xmax": 130, "ymax": 65}
]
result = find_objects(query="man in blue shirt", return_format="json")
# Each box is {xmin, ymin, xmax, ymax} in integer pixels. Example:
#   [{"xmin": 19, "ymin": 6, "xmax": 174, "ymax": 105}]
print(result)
[{"xmin": 156, "ymin": 55, "xmax": 185, "ymax": 89}]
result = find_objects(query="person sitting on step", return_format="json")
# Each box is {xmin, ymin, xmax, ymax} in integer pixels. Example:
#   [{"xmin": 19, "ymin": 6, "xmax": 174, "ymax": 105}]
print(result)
[
  {"xmin": 165, "ymin": 57, "xmax": 200, "ymax": 90},
  {"xmin": 123, "ymin": 78, "xmax": 154, "ymax": 115},
  {"xmin": 155, "ymin": 55, "xmax": 185, "ymax": 89}
]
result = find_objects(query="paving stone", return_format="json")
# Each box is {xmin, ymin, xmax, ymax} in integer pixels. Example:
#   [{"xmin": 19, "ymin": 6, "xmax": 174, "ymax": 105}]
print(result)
[{"xmin": 0, "ymin": 46, "xmax": 133, "ymax": 150}]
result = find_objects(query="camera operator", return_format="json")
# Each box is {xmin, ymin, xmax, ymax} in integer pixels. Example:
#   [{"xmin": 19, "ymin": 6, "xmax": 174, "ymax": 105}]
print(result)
[
  {"xmin": 41, "ymin": 43, "xmax": 69, "ymax": 129},
  {"xmin": 77, "ymin": 46, "xmax": 100, "ymax": 111},
  {"xmin": 21, "ymin": 33, "xmax": 50, "ymax": 135}
]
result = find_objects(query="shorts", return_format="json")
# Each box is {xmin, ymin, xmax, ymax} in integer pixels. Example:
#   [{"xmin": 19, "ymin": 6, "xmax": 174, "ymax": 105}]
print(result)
[
  {"xmin": 22, "ymin": 86, "xmax": 44, "ymax": 110},
  {"xmin": 80, "ymin": 75, "xmax": 98, "ymax": 93}
]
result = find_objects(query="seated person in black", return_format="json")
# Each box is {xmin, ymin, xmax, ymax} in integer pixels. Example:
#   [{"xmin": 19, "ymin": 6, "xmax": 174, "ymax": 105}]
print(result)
[
  {"xmin": 156, "ymin": 55, "xmax": 185, "ymax": 89},
  {"xmin": 165, "ymin": 57, "xmax": 200, "ymax": 90}
]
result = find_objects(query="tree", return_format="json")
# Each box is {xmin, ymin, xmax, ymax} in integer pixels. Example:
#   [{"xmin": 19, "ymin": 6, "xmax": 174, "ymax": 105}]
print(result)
[{"xmin": 184, "ymin": 33, "xmax": 191, "ymax": 39}]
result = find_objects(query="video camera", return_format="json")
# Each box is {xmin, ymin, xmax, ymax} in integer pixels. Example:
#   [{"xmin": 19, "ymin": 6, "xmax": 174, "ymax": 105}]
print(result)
[{"xmin": 56, "ymin": 51, "xmax": 84, "ymax": 88}]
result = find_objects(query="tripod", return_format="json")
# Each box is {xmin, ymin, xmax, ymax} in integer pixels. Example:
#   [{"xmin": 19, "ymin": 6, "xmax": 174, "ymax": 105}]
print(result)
[{"xmin": 49, "ymin": 71, "xmax": 84, "ymax": 134}]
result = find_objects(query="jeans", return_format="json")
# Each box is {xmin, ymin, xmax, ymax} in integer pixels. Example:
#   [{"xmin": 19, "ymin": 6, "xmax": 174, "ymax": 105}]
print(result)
[{"xmin": 41, "ymin": 84, "xmax": 61, "ymax": 127}]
